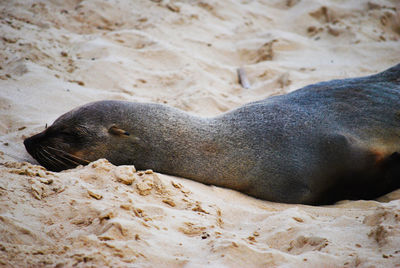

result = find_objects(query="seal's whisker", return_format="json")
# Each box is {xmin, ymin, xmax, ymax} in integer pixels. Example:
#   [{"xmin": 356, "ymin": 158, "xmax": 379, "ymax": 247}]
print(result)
[
  {"xmin": 33, "ymin": 149, "xmax": 47, "ymax": 165},
  {"xmin": 35, "ymin": 149, "xmax": 52, "ymax": 165},
  {"xmin": 30, "ymin": 148, "xmax": 41, "ymax": 163},
  {"xmin": 40, "ymin": 148, "xmax": 65, "ymax": 167},
  {"xmin": 36, "ymin": 149, "xmax": 63, "ymax": 170},
  {"xmin": 46, "ymin": 146, "xmax": 90, "ymax": 165},
  {"xmin": 66, "ymin": 154, "xmax": 90, "ymax": 165},
  {"xmin": 60, "ymin": 152, "xmax": 90, "ymax": 165},
  {"xmin": 40, "ymin": 147, "xmax": 69, "ymax": 170},
  {"xmin": 53, "ymin": 150, "xmax": 87, "ymax": 167}
]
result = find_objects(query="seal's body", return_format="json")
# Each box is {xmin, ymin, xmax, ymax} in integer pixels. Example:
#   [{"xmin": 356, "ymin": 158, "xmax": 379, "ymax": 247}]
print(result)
[{"xmin": 24, "ymin": 64, "xmax": 400, "ymax": 205}]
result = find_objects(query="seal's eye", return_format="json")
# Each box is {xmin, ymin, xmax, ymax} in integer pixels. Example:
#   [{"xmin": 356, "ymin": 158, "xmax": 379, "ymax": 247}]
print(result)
[
  {"xmin": 60, "ymin": 131, "xmax": 73, "ymax": 137},
  {"xmin": 58, "ymin": 130, "xmax": 84, "ymax": 142}
]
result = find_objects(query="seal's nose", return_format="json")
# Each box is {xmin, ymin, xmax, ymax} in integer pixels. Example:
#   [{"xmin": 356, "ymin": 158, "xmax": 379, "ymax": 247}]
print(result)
[
  {"xmin": 23, "ymin": 136, "xmax": 34, "ymax": 156},
  {"xmin": 24, "ymin": 131, "xmax": 46, "ymax": 157}
]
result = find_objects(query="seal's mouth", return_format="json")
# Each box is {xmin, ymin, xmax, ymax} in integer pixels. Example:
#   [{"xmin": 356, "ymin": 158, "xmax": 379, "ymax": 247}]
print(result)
[{"xmin": 24, "ymin": 135, "xmax": 90, "ymax": 172}]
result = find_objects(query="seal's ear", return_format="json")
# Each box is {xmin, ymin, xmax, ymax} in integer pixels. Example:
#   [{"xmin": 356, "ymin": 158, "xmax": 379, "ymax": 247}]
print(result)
[{"xmin": 108, "ymin": 126, "xmax": 130, "ymax": 136}]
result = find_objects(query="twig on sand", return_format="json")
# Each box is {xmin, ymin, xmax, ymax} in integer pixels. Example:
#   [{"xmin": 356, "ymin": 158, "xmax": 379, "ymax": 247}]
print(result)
[{"xmin": 237, "ymin": 67, "xmax": 251, "ymax": 89}]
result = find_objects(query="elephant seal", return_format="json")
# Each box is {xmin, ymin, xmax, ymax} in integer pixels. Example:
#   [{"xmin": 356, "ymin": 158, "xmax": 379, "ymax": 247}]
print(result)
[{"xmin": 24, "ymin": 64, "xmax": 400, "ymax": 205}]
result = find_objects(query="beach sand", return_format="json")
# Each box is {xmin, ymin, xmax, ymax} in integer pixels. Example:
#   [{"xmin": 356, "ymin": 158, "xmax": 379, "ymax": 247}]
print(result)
[{"xmin": 1, "ymin": 0, "xmax": 400, "ymax": 266}]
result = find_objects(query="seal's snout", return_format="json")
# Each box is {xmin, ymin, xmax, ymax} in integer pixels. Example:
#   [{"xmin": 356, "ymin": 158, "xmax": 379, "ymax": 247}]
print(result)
[
  {"xmin": 24, "ymin": 131, "xmax": 45, "ymax": 157},
  {"xmin": 23, "ymin": 129, "xmax": 90, "ymax": 172},
  {"xmin": 23, "ymin": 137, "xmax": 33, "ymax": 156},
  {"xmin": 23, "ymin": 130, "xmax": 55, "ymax": 170},
  {"xmin": 23, "ymin": 136, "xmax": 31, "ymax": 150},
  {"xmin": 24, "ymin": 135, "xmax": 36, "ymax": 157}
]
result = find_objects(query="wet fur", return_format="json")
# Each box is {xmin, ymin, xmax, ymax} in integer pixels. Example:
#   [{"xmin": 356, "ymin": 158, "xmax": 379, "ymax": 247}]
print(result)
[{"xmin": 24, "ymin": 64, "xmax": 400, "ymax": 205}]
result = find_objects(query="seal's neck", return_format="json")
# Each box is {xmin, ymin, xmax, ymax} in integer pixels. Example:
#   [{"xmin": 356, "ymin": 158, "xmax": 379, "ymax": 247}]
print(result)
[{"xmin": 129, "ymin": 103, "xmax": 221, "ymax": 184}]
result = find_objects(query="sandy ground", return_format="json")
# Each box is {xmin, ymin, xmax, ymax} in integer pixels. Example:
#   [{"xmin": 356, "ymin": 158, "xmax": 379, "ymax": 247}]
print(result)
[{"xmin": 1, "ymin": 0, "xmax": 400, "ymax": 267}]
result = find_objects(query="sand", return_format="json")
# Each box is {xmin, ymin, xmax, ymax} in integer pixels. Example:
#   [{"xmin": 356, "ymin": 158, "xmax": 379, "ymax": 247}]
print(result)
[{"xmin": 1, "ymin": 0, "xmax": 400, "ymax": 266}]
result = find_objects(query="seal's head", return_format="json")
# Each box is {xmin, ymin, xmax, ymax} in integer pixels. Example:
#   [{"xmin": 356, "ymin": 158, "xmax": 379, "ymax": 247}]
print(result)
[{"xmin": 24, "ymin": 101, "xmax": 134, "ymax": 172}]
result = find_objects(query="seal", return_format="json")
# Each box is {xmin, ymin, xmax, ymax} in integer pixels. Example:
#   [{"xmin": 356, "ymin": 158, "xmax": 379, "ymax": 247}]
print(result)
[{"xmin": 24, "ymin": 64, "xmax": 400, "ymax": 205}]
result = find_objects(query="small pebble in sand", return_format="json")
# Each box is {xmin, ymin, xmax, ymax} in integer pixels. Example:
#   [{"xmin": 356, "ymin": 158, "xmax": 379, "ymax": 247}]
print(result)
[
  {"xmin": 136, "ymin": 182, "xmax": 153, "ymax": 196},
  {"xmin": 162, "ymin": 199, "xmax": 176, "ymax": 207},
  {"xmin": 144, "ymin": 169, "xmax": 153, "ymax": 174},
  {"xmin": 167, "ymin": 3, "xmax": 180, "ymax": 13},
  {"xmin": 99, "ymin": 210, "xmax": 114, "ymax": 220},
  {"xmin": 114, "ymin": 165, "xmax": 136, "ymax": 185},
  {"xmin": 293, "ymin": 217, "xmax": 304, "ymax": 222},
  {"xmin": 120, "ymin": 204, "xmax": 132, "ymax": 210},
  {"xmin": 87, "ymin": 190, "xmax": 103, "ymax": 200}
]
